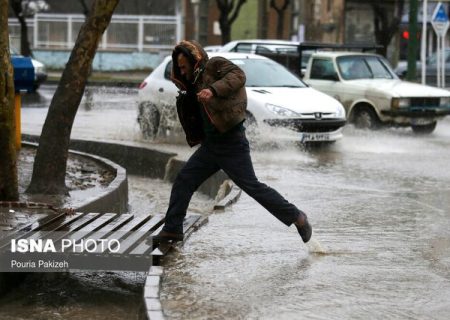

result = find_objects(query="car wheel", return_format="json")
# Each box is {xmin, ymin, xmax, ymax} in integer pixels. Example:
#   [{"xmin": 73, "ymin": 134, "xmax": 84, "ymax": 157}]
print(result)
[
  {"xmin": 411, "ymin": 121, "xmax": 437, "ymax": 134},
  {"xmin": 138, "ymin": 102, "xmax": 160, "ymax": 139},
  {"xmin": 353, "ymin": 106, "xmax": 380, "ymax": 129},
  {"xmin": 244, "ymin": 111, "xmax": 258, "ymax": 137}
]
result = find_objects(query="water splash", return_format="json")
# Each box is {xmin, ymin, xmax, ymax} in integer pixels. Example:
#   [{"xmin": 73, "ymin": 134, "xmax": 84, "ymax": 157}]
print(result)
[{"xmin": 306, "ymin": 236, "xmax": 327, "ymax": 255}]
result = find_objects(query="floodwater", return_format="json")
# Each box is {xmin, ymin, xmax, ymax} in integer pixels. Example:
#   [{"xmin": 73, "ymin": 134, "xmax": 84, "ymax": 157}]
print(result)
[
  {"xmin": 9, "ymin": 85, "xmax": 450, "ymax": 319},
  {"xmin": 160, "ymin": 124, "xmax": 450, "ymax": 320}
]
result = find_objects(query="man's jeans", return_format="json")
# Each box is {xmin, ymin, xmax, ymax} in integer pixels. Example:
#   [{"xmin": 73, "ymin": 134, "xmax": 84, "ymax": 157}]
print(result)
[{"xmin": 162, "ymin": 132, "xmax": 303, "ymax": 234}]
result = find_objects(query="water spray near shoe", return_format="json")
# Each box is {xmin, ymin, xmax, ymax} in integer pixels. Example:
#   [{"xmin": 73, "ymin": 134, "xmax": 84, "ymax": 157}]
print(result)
[{"xmin": 294, "ymin": 215, "xmax": 326, "ymax": 254}]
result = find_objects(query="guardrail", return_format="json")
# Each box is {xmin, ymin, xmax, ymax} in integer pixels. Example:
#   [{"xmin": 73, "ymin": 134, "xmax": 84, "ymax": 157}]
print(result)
[{"xmin": 8, "ymin": 13, "xmax": 181, "ymax": 52}]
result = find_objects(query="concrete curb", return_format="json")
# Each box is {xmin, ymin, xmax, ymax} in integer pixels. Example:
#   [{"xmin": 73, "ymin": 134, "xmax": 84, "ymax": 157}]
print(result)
[
  {"xmin": 22, "ymin": 134, "xmax": 233, "ymax": 199},
  {"xmin": 22, "ymin": 142, "xmax": 129, "ymax": 214},
  {"xmin": 143, "ymin": 266, "xmax": 165, "ymax": 320},
  {"xmin": 68, "ymin": 149, "xmax": 128, "ymax": 214},
  {"xmin": 22, "ymin": 135, "xmax": 176, "ymax": 180},
  {"xmin": 213, "ymin": 185, "xmax": 243, "ymax": 211}
]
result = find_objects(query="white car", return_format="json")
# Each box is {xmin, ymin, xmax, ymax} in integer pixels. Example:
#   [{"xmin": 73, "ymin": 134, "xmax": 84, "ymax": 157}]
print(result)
[
  {"xmin": 137, "ymin": 52, "xmax": 346, "ymax": 143},
  {"xmin": 203, "ymin": 45, "xmax": 223, "ymax": 52},
  {"xmin": 219, "ymin": 39, "xmax": 311, "ymax": 77},
  {"xmin": 303, "ymin": 51, "xmax": 450, "ymax": 134},
  {"xmin": 219, "ymin": 39, "xmax": 299, "ymax": 54}
]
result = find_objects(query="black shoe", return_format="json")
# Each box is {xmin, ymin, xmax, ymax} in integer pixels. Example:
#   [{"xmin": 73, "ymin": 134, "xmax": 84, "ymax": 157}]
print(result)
[
  {"xmin": 150, "ymin": 230, "xmax": 184, "ymax": 243},
  {"xmin": 295, "ymin": 215, "xmax": 312, "ymax": 243}
]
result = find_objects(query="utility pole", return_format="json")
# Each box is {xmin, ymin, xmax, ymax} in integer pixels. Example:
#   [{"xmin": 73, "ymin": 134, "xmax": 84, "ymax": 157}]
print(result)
[{"xmin": 407, "ymin": 0, "xmax": 418, "ymax": 81}]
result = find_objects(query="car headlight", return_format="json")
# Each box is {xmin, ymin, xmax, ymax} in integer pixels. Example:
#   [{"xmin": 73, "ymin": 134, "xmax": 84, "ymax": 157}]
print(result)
[
  {"xmin": 440, "ymin": 97, "xmax": 450, "ymax": 106},
  {"xmin": 335, "ymin": 106, "xmax": 346, "ymax": 118},
  {"xmin": 391, "ymin": 98, "xmax": 410, "ymax": 109},
  {"xmin": 266, "ymin": 104, "xmax": 300, "ymax": 117}
]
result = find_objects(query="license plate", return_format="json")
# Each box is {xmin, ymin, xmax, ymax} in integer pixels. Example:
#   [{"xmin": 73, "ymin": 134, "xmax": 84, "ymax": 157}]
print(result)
[
  {"xmin": 411, "ymin": 118, "xmax": 434, "ymax": 125},
  {"xmin": 300, "ymin": 132, "xmax": 331, "ymax": 142}
]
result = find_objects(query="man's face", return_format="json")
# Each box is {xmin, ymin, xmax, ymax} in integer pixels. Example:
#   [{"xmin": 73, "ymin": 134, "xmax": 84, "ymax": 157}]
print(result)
[{"xmin": 177, "ymin": 53, "xmax": 194, "ymax": 82}]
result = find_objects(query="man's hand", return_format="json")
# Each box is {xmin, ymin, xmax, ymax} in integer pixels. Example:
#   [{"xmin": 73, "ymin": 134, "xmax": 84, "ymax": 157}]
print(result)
[{"xmin": 197, "ymin": 88, "xmax": 213, "ymax": 104}]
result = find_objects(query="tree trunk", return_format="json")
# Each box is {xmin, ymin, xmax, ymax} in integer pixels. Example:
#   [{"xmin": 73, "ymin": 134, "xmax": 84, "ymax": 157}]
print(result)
[
  {"xmin": 219, "ymin": 14, "xmax": 231, "ymax": 44},
  {"xmin": 372, "ymin": 0, "xmax": 404, "ymax": 57},
  {"xmin": 26, "ymin": 0, "xmax": 119, "ymax": 195},
  {"xmin": 276, "ymin": 14, "xmax": 283, "ymax": 39},
  {"xmin": 10, "ymin": 0, "xmax": 33, "ymax": 57},
  {"xmin": 216, "ymin": 0, "xmax": 247, "ymax": 45},
  {"xmin": 0, "ymin": 0, "xmax": 18, "ymax": 201},
  {"xmin": 270, "ymin": 0, "xmax": 290, "ymax": 39}
]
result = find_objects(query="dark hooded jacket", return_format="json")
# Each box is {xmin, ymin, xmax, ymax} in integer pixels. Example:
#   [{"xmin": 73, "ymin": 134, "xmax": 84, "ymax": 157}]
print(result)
[{"xmin": 171, "ymin": 40, "xmax": 247, "ymax": 146}]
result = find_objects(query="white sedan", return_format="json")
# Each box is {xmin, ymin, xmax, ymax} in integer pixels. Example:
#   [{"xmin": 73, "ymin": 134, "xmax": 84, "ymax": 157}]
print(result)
[
  {"xmin": 303, "ymin": 51, "xmax": 450, "ymax": 134},
  {"xmin": 137, "ymin": 52, "xmax": 346, "ymax": 143}
]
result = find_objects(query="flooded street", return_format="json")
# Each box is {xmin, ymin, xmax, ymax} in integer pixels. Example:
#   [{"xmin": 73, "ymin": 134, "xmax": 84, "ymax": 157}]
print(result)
[
  {"xmin": 161, "ymin": 125, "xmax": 450, "ymax": 319},
  {"xmin": 13, "ymin": 85, "xmax": 450, "ymax": 319}
]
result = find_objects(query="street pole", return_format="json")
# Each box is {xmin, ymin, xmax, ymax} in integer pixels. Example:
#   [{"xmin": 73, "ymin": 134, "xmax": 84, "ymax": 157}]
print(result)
[
  {"xmin": 407, "ymin": 0, "xmax": 419, "ymax": 81},
  {"xmin": 421, "ymin": 0, "xmax": 428, "ymax": 84}
]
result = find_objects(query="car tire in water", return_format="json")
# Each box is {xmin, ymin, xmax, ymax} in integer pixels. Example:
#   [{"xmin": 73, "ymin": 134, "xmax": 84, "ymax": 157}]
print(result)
[
  {"xmin": 244, "ymin": 111, "xmax": 258, "ymax": 138},
  {"xmin": 353, "ymin": 106, "xmax": 380, "ymax": 129},
  {"xmin": 411, "ymin": 121, "xmax": 437, "ymax": 134},
  {"xmin": 138, "ymin": 102, "xmax": 160, "ymax": 139}
]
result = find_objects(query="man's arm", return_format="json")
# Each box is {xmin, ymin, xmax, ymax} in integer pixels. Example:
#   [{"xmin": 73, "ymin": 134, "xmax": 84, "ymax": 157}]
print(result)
[{"xmin": 206, "ymin": 56, "xmax": 246, "ymax": 98}]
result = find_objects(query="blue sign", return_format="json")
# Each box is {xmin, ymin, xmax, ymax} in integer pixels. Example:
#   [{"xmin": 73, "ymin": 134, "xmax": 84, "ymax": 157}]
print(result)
[{"xmin": 432, "ymin": 3, "xmax": 449, "ymax": 23}]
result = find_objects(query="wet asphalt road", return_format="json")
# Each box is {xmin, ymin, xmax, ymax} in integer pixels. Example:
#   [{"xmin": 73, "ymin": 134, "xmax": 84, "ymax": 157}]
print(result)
[{"xmin": 16, "ymin": 85, "xmax": 450, "ymax": 319}]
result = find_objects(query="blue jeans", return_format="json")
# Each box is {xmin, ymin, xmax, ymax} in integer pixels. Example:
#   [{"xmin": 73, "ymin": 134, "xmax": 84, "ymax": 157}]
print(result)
[{"xmin": 162, "ymin": 131, "xmax": 303, "ymax": 234}]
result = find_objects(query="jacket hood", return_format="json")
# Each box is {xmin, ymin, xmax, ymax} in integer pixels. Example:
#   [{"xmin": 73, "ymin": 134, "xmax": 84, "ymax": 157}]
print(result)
[{"xmin": 171, "ymin": 40, "xmax": 209, "ymax": 89}]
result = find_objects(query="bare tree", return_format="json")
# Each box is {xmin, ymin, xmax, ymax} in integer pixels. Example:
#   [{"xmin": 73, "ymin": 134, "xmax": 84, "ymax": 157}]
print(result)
[
  {"xmin": 79, "ymin": 0, "xmax": 89, "ymax": 17},
  {"xmin": 10, "ymin": 0, "xmax": 49, "ymax": 56},
  {"xmin": 216, "ymin": 0, "xmax": 247, "ymax": 45},
  {"xmin": 372, "ymin": 0, "xmax": 405, "ymax": 57},
  {"xmin": 270, "ymin": 0, "xmax": 290, "ymax": 39},
  {"xmin": 0, "ymin": 0, "xmax": 18, "ymax": 201},
  {"xmin": 26, "ymin": 0, "xmax": 119, "ymax": 195}
]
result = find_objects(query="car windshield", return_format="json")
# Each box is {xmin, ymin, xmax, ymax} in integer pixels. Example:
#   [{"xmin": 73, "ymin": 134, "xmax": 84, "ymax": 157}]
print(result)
[
  {"xmin": 231, "ymin": 58, "xmax": 306, "ymax": 88},
  {"xmin": 256, "ymin": 44, "xmax": 298, "ymax": 54},
  {"xmin": 337, "ymin": 55, "xmax": 395, "ymax": 80}
]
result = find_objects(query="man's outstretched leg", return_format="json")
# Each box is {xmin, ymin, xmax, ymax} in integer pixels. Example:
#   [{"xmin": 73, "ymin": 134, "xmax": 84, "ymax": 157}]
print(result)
[{"xmin": 216, "ymin": 136, "xmax": 312, "ymax": 243}]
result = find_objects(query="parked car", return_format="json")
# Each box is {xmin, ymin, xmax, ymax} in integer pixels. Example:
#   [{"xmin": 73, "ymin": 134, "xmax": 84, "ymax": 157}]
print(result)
[
  {"xmin": 203, "ymin": 45, "xmax": 222, "ymax": 52},
  {"xmin": 137, "ymin": 52, "xmax": 346, "ymax": 144},
  {"xmin": 394, "ymin": 49, "xmax": 450, "ymax": 86},
  {"xmin": 302, "ymin": 51, "xmax": 450, "ymax": 134},
  {"xmin": 219, "ymin": 39, "xmax": 311, "ymax": 77},
  {"xmin": 10, "ymin": 46, "xmax": 47, "ymax": 91},
  {"xmin": 219, "ymin": 39, "xmax": 299, "ymax": 54}
]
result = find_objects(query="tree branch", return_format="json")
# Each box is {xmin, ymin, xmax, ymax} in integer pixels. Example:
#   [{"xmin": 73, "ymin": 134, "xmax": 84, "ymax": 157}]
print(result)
[
  {"xmin": 270, "ymin": 0, "xmax": 290, "ymax": 14},
  {"xmin": 79, "ymin": 0, "xmax": 90, "ymax": 16},
  {"xmin": 229, "ymin": 0, "xmax": 246, "ymax": 24}
]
